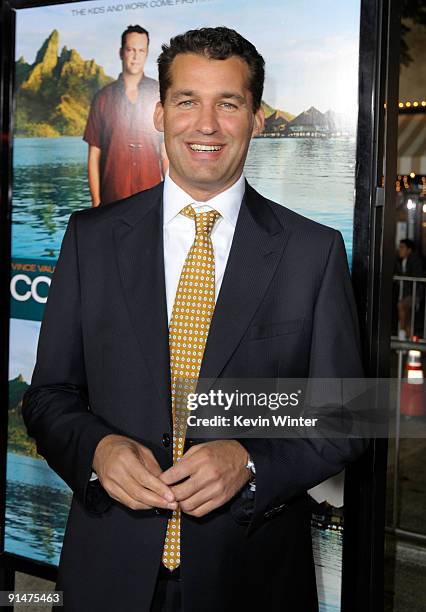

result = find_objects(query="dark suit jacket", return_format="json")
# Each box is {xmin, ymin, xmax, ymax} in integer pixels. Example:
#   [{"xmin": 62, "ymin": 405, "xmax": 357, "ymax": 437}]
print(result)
[{"xmin": 23, "ymin": 181, "xmax": 365, "ymax": 612}]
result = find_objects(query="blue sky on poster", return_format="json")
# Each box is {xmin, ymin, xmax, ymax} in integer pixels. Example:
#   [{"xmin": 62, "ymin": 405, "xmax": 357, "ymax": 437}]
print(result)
[
  {"xmin": 16, "ymin": 0, "xmax": 360, "ymax": 117},
  {"xmin": 9, "ymin": 319, "xmax": 41, "ymax": 382}
]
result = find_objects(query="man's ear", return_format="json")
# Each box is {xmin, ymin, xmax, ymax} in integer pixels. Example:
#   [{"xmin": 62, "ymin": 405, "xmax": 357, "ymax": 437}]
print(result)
[
  {"xmin": 119, "ymin": 47, "xmax": 123, "ymax": 61},
  {"xmin": 252, "ymin": 107, "xmax": 265, "ymax": 137},
  {"xmin": 153, "ymin": 101, "xmax": 165, "ymax": 133}
]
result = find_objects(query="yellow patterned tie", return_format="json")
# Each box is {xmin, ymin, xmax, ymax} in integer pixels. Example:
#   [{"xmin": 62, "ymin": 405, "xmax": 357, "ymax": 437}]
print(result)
[{"xmin": 162, "ymin": 205, "xmax": 220, "ymax": 571}]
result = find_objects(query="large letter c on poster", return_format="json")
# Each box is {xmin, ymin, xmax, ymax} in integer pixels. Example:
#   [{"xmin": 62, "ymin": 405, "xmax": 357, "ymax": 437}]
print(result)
[{"xmin": 11, "ymin": 274, "xmax": 51, "ymax": 304}]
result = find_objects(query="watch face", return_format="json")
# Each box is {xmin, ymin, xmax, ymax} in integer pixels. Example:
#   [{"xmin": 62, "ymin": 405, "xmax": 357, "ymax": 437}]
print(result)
[{"xmin": 246, "ymin": 457, "xmax": 256, "ymax": 475}]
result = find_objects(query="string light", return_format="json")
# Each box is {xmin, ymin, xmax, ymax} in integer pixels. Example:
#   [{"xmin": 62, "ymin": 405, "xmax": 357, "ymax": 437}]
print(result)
[{"xmin": 397, "ymin": 100, "xmax": 426, "ymax": 108}]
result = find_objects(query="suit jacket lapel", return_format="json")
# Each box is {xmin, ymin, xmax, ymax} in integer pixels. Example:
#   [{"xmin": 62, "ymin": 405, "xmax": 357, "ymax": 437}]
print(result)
[
  {"xmin": 199, "ymin": 183, "xmax": 291, "ymax": 383},
  {"xmin": 113, "ymin": 185, "xmax": 171, "ymax": 411},
  {"xmin": 112, "ymin": 182, "xmax": 290, "ymax": 404}
]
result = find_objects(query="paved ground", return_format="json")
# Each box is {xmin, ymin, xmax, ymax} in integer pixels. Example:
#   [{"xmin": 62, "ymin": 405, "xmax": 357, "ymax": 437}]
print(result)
[
  {"xmin": 13, "ymin": 573, "xmax": 55, "ymax": 612},
  {"xmin": 384, "ymin": 537, "xmax": 426, "ymax": 612}
]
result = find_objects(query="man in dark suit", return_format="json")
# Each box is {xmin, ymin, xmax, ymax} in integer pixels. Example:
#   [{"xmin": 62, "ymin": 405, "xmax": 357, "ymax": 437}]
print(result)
[{"xmin": 23, "ymin": 27, "xmax": 365, "ymax": 612}]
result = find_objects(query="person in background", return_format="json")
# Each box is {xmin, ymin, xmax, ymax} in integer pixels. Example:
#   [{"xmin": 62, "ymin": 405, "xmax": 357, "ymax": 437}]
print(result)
[
  {"xmin": 396, "ymin": 238, "xmax": 424, "ymax": 339},
  {"xmin": 84, "ymin": 25, "xmax": 167, "ymax": 206}
]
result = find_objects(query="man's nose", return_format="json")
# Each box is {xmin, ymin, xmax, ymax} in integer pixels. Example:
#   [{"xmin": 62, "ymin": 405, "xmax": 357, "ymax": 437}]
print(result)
[{"xmin": 196, "ymin": 105, "xmax": 219, "ymax": 134}]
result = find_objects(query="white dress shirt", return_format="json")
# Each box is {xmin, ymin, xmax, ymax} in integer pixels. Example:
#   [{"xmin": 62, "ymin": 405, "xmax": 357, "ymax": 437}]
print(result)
[
  {"xmin": 163, "ymin": 172, "xmax": 245, "ymax": 322},
  {"xmin": 90, "ymin": 175, "xmax": 245, "ymax": 482}
]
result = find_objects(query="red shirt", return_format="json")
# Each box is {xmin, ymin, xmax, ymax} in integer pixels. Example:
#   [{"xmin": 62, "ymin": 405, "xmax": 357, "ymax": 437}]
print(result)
[{"xmin": 84, "ymin": 74, "xmax": 163, "ymax": 204}]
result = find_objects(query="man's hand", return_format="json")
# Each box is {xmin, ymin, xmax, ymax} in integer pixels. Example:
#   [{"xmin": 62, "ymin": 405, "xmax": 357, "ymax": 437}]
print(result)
[
  {"xmin": 160, "ymin": 440, "xmax": 250, "ymax": 518},
  {"xmin": 87, "ymin": 145, "xmax": 102, "ymax": 207},
  {"xmin": 92, "ymin": 434, "xmax": 177, "ymax": 511}
]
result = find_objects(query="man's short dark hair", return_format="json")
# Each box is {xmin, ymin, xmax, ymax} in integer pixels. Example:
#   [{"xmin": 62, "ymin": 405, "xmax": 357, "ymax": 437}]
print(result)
[
  {"xmin": 400, "ymin": 238, "xmax": 416, "ymax": 251},
  {"xmin": 157, "ymin": 27, "xmax": 265, "ymax": 112},
  {"xmin": 121, "ymin": 25, "xmax": 150, "ymax": 49}
]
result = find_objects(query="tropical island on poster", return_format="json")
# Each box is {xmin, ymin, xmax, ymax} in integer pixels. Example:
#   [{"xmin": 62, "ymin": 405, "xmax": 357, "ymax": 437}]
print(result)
[
  {"xmin": 15, "ymin": 30, "xmax": 354, "ymax": 139},
  {"xmin": 8, "ymin": 374, "xmax": 37, "ymax": 456}
]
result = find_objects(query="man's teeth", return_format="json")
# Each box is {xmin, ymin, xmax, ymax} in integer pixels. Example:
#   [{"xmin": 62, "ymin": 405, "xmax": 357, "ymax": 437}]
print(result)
[{"xmin": 189, "ymin": 144, "xmax": 222, "ymax": 152}]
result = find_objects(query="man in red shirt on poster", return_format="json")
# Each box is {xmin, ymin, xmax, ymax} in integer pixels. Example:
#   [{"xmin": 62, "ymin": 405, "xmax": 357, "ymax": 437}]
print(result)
[{"xmin": 84, "ymin": 25, "xmax": 166, "ymax": 206}]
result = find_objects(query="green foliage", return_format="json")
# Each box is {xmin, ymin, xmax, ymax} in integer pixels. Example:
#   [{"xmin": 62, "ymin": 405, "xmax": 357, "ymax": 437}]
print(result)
[
  {"xmin": 8, "ymin": 415, "xmax": 39, "ymax": 458},
  {"xmin": 15, "ymin": 57, "xmax": 31, "ymax": 89},
  {"xmin": 9, "ymin": 374, "xmax": 28, "ymax": 408},
  {"xmin": 8, "ymin": 375, "xmax": 39, "ymax": 457},
  {"xmin": 15, "ymin": 30, "xmax": 113, "ymax": 137},
  {"xmin": 261, "ymin": 101, "xmax": 277, "ymax": 119},
  {"xmin": 261, "ymin": 101, "xmax": 295, "ymax": 135}
]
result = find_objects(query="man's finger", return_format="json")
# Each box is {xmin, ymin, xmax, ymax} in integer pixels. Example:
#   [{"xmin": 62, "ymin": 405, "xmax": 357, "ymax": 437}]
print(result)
[
  {"xmin": 127, "ymin": 479, "xmax": 178, "ymax": 509},
  {"xmin": 138, "ymin": 447, "xmax": 163, "ymax": 477},
  {"xmin": 117, "ymin": 451, "xmax": 175, "ymax": 502},
  {"xmin": 183, "ymin": 498, "xmax": 218, "ymax": 518},
  {"xmin": 170, "ymin": 474, "xmax": 204, "ymax": 501},
  {"xmin": 160, "ymin": 457, "xmax": 194, "ymax": 485},
  {"xmin": 105, "ymin": 477, "xmax": 177, "ymax": 510},
  {"xmin": 132, "ymin": 466, "xmax": 176, "ymax": 502},
  {"xmin": 181, "ymin": 443, "xmax": 206, "ymax": 458},
  {"xmin": 179, "ymin": 486, "xmax": 215, "ymax": 512},
  {"xmin": 100, "ymin": 458, "xmax": 176, "ymax": 504},
  {"xmin": 106, "ymin": 481, "xmax": 152, "ymax": 511}
]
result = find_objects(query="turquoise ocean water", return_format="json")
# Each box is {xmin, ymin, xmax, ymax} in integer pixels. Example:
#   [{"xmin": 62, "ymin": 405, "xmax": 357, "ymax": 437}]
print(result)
[{"xmin": 11, "ymin": 136, "xmax": 355, "ymax": 262}]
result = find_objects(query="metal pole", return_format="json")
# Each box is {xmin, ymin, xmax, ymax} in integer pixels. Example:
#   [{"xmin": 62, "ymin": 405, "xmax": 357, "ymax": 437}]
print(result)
[
  {"xmin": 393, "ymin": 349, "xmax": 403, "ymax": 529},
  {"xmin": 385, "ymin": 526, "xmax": 426, "ymax": 545},
  {"xmin": 410, "ymin": 281, "xmax": 416, "ymax": 337},
  {"xmin": 423, "ymin": 291, "xmax": 426, "ymax": 338},
  {"xmin": 398, "ymin": 279, "xmax": 403, "ymax": 335}
]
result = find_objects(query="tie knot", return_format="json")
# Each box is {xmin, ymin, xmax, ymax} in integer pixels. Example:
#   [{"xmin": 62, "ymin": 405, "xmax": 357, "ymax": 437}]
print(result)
[{"xmin": 180, "ymin": 205, "xmax": 220, "ymax": 237}]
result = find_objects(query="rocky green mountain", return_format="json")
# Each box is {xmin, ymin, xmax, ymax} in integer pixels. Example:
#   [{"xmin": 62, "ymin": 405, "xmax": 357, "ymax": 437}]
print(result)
[
  {"xmin": 9, "ymin": 373, "xmax": 28, "ymax": 410},
  {"xmin": 15, "ymin": 30, "xmax": 114, "ymax": 137},
  {"xmin": 15, "ymin": 30, "xmax": 294, "ymax": 138},
  {"xmin": 262, "ymin": 100, "xmax": 295, "ymax": 123},
  {"xmin": 260, "ymin": 101, "xmax": 295, "ymax": 135},
  {"xmin": 8, "ymin": 374, "xmax": 38, "ymax": 456}
]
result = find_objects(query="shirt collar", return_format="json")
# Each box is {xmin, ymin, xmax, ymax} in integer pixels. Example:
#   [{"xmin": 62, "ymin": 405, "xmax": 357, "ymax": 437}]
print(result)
[
  {"xmin": 163, "ymin": 173, "xmax": 245, "ymax": 228},
  {"xmin": 117, "ymin": 73, "xmax": 146, "ymax": 90}
]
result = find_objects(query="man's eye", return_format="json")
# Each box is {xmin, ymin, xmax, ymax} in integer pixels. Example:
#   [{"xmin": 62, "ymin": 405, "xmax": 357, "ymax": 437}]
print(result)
[
  {"xmin": 179, "ymin": 100, "xmax": 194, "ymax": 108},
  {"xmin": 220, "ymin": 102, "xmax": 237, "ymax": 110}
]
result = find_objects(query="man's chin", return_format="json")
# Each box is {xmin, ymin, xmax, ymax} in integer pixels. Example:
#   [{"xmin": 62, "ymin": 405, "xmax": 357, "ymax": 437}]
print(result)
[
  {"xmin": 125, "ymin": 68, "xmax": 144, "ymax": 77},
  {"xmin": 184, "ymin": 166, "xmax": 228, "ymax": 186}
]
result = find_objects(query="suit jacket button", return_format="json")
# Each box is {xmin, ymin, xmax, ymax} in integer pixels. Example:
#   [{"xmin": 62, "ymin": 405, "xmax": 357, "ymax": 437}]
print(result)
[{"xmin": 162, "ymin": 433, "xmax": 171, "ymax": 447}]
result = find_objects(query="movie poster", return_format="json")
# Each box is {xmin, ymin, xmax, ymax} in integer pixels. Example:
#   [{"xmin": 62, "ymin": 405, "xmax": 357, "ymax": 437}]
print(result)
[{"xmin": 7, "ymin": 1, "xmax": 361, "ymax": 609}]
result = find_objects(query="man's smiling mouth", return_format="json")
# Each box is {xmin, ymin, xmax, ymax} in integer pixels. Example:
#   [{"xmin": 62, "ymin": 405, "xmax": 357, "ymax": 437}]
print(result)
[{"xmin": 188, "ymin": 144, "xmax": 223, "ymax": 152}]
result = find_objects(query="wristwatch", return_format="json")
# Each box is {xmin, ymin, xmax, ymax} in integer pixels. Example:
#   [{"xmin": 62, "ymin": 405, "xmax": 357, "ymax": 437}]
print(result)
[{"xmin": 245, "ymin": 455, "xmax": 256, "ymax": 491}]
